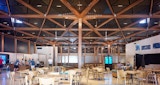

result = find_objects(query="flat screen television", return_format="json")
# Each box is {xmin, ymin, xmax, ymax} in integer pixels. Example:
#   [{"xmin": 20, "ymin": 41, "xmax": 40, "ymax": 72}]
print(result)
[
  {"xmin": 105, "ymin": 55, "xmax": 112, "ymax": 64},
  {"xmin": 0, "ymin": 54, "xmax": 9, "ymax": 64}
]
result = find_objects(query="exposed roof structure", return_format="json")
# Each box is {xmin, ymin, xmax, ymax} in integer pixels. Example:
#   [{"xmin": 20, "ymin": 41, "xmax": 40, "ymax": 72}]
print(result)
[{"xmin": 0, "ymin": 0, "xmax": 160, "ymax": 47}]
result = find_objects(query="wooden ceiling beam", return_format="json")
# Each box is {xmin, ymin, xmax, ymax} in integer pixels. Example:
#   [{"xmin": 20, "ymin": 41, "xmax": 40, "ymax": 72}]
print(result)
[
  {"xmin": 83, "ymin": 19, "xmax": 103, "ymax": 38},
  {"xmin": 117, "ymin": 0, "xmax": 144, "ymax": 15},
  {"xmin": 113, "ymin": 25, "xmax": 159, "ymax": 43},
  {"xmin": 60, "ymin": 0, "xmax": 80, "ymax": 17},
  {"xmin": 0, "ymin": 11, "xmax": 8, "ymax": 15},
  {"xmin": 84, "ymin": 0, "xmax": 144, "ymax": 38},
  {"xmin": 15, "ymin": 27, "xmax": 151, "ymax": 31},
  {"xmin": 60, "ymin": 20, "xmax": 78, "ymax": 37},
  {"xmin": 108, "ymin": 19, "xmax": 145, "ymax": 36},
  {"xmin": 47, "ymin": 18, "xmax": 64, "ymax": 28},
  {"xmin": 1, "ymin": 14, "xmax": 160, "ymax": 19},
  {"xmin": 80, "ymin": 0, "xmax": 99, "ymax": 17},
  {"xmin": 16, "ymin": 0, "xmax": 64, "ymax": 29},
  {"xmin": 106, "ymin": 0, "xmax": 128, "ymax": 43},
  {"xmin": 16, "ymin": 0, "xmax": 43, "ymax": 15},
  {"xmin": 0, "ymin": 14, "xmax": 76, "ymax": 19}
]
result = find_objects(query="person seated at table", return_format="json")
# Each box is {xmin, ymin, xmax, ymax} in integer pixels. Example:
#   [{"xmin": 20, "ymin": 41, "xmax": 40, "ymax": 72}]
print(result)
[
  {"xmin": 117, "ymin": 62, "xmax": 123, "ymax": 70},
  {"xmin": 126, "ymin": 61, "xmax": 133, "ymax": 70}
]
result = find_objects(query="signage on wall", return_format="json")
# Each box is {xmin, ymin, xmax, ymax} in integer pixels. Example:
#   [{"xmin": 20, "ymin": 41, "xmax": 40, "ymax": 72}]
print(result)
[
  {"xmin": 142, "ymin": 45, "xmax": 150, "ymax": 50},
  {"xmin": 136, "ymin": 44, "xmax": 140, "ymax": 51},
  {"xmin": 153, "ymin": 43, "xmax": 160, "ymax": 49}
]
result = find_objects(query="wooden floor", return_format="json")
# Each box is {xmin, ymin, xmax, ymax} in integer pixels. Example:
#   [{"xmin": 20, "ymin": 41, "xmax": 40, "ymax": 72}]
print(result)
[{"xmin": 0, "ymin": 71, "xmax": 156, "ymax": 85}]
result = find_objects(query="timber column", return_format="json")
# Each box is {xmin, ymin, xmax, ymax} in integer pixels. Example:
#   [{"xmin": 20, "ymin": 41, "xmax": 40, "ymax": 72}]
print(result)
[{"xmin": 78, "ymin": 18, "xmax": 82, "ymax": 69}]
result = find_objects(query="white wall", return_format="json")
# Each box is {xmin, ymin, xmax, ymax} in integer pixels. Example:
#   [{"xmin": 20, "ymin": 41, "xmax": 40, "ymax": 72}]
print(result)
[
  {"xmin": 126, "ymin": 34, "xmax": 160, "ymax": 66},
  {"xmin": 36, "ymin": 46, "xmax": 58, "ymax": 66}
]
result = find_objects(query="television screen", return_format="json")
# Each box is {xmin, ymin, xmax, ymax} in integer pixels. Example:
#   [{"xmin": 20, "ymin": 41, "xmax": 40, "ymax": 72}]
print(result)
[
  {"xmin": 0, "ymin": 54, "xmax": 9, "ymax": 64},
  {"xmin": 105, "ymin": 55, "xmax": 112, "ymax": 64}
]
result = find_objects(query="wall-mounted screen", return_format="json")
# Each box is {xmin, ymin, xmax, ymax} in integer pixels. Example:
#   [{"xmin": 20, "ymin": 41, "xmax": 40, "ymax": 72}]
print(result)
[
  {"xmin": 105, "ymin": 55, "xmax": 112, "ymax": 64},
  {"xmin": 0, "ymin": 54, "xmax": 9, "ymax": 64}
]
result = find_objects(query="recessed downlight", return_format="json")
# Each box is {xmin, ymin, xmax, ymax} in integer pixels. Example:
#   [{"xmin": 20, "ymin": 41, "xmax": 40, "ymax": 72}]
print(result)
[
  {"xmin": 34, "ymin": 22, "xmax": 38, "ymax": 25},
  {"xmin": 3, "ymin": 22, "xmax": 7, "ymax": 24},
  {"xmin": 56, "ymin": 5, "xmax": 62, "ymax": 8},
  {"xmin": 32, "ymin": 32, "xmax": 35, "ymax": 34},
  {"xmin": 153, "ymin": 31, "xmax": 157, "ymax": 33},
  {"xmin": 123, "ymin": 23, "xmax": 128, "ymax": 25},
  {"xmin": 7, "ymin": 32, "xmax": 11, "ymax": 34},
  {"xmin": 118, "ymin": 5, "xmax": 123, "ymax": 7},
  {"xmin": 37, "ymin": 4, "xmax": 42, "ymax": 7},
  {"xmin": 154, "ymin": 22, "xmax": 158, "ymax": 24},
  {"xmin": 127, "ymin": 32, "xmax": 131, "ymax": 35}
]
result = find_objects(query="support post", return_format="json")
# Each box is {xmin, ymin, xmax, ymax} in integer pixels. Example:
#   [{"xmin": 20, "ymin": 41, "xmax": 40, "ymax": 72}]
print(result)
[{"xmin": 78, "ymin": 18, "xmax": 82, "ymax": 69}]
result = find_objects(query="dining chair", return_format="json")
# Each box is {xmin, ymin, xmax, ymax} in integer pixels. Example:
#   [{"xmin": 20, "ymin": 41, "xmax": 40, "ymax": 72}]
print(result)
[
  {"xmin": 9, "ymin": 71, "xmax": 25, "ymax": 85},
  {"xmin": 28, "ymin": 71, "xmax": 39, "ymax": 84},
  {"xmin": 39, "ymin": 77, "xmax": 55, "ymax": 85},
  {"xmin": 158, "ymin": 77, "xmax": 160, "ymax": 85},
  {"xmin": 117, "ymin": 70, "xmax": 128, "ymax": 85},
  {"xmin": 47, "ymin": 72, "xmax": 60, "ymax": 75},
  {"xmin": 146, "ymin": 73, "xmax": 158, "ymax": 85},
  {"xmin": 135, "ymin": 70, "xmax": 148, "ymax": 85}
]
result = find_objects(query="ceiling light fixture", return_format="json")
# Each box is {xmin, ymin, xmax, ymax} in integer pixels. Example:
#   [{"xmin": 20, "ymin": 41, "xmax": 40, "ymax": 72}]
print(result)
[
  {"xmin": 3, "ymin": 22, "xmax": 7, "ymax": 24},
  {"xmin": 55, "ymin": 31, "xmax": 57, "ymax": 39},
  {"xmin": 118, "ymin": 5, "xmax": 123, "ymax": 7},
  {"xmin": 95, "ymin": 20, "xmax": 98, "ymax": 27},
  {"xmin": 7, "ymin": 32, "xmax": 11, "ymax": 34},
  {"xmin": 56, "ymin": 5, "xmax": 62, "ymax": 8},
  {"xmin": 154, "ymin": 22, "xmax": 158, "ymax": 24},
  {"xmin": 32, "ymin": 32, "xmax": 35, "ymax": 34},
  {"xmin": 123, "ymin": 22, "xmax": 128, "ymax": 25},
  {"xmin": 105, "ymin": 31, "xmax": 107, "ymax": 40},
  {"xmin": 153, "ymin": 31, "xmax": 157, "ymax": 33},
  {"xmin": 37, "ymin": 4, "xmax": 42, "ymax": 7},
  {"xmin": 127, "ymin": 32, "xmax": 131, "ymax": 34},
  {"xmin": 34, "ymin": 22, "xmax": 38, "ymax": 25},
  {"xmin": 93, "ymin": 9, "xmax": 96, "ymax": 13},
  {"xmin": 64, "ymin": 19, "xmax": 66, "ymax": 27},
  {"xmin": 77, "ymin": 1, "xmax": 82, "ymax": 10}
]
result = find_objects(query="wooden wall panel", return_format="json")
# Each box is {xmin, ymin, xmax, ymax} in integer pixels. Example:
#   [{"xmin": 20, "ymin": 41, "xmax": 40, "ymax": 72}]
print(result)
[
  {"xmin": 17, "ymin": 40, "xmax": 28, "ymax": 53},
  {"xmin": 4, "ymin": 37, "xmax": 14, "ymax": 52}
]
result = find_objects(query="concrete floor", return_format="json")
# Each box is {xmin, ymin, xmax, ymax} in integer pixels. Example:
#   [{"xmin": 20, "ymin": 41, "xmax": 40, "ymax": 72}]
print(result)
[{"xmin": 0, "ymin": 70, "xmax": 156, "ymax": 85}]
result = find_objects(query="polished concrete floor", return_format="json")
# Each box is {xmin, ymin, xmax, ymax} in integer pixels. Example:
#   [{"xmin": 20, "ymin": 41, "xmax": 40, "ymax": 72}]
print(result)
[{"xmin": 0, "ymin": 71, "xmax": 156, "ymax": 85}]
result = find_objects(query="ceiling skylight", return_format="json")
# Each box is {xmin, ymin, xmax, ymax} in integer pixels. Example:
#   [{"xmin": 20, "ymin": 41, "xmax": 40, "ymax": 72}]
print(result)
[
  {"xmin": 139, "ymin": 18, "xmax": 150, "ymax": 24},
  {"xmin": 139, "ymin": 19, "xmax": 146, "ymax": 24},
  {"xmin": 11, "ymin": 17, "xmax": 23, "ymax": 24}
]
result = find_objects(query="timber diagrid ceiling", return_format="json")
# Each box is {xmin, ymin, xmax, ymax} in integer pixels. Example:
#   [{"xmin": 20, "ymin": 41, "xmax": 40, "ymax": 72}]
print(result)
[{"xmin": 0, "ymin": 0, "xmax": 160, "ymax": 46}]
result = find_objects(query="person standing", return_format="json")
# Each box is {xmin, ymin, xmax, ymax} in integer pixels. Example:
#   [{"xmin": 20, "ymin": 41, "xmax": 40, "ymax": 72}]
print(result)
[
  {"xmin": 21, "ymin": 58, "xmax": 25, "ymax": 65},
  {"xmin": 0, "ymin": 57, "xmax": 3, "ymax": 73},
  {"xmin": 14, "ymin": 59, "xmax": 19, "ymax": 71},
  {"xmin": 30, "ymin": 59, "xmax": 35, "ymax": 70},
  {"xmin": 36, "ymin": 59, "xmax": 40, "ymax": 67},
  {"xmin": 48, "ymin": 57, "xmax": 53, "ymax": 66},
  {"xmin": 48, "ymin": 57, "xmax": 53, "ymax": 69}
]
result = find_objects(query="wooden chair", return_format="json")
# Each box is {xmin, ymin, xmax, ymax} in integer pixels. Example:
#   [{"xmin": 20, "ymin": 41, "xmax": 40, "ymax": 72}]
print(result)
[
  {"xmin": 9, "ymin": 72, "xmax": 25, "ymax": 85},
  {"xmin": 39, "ymin": 77, "xmax": 55, "ymax": 85},
  {"xmin": 135, "ymin": 70, "xmax": 148, "ymax": 85},
  {"xmin": 146, "ymin": 73, "xmax": 158, "ymax": 85},
  {"xmin": 117, "ymin": 70, "xmax": 128, "ymax": 85}
]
